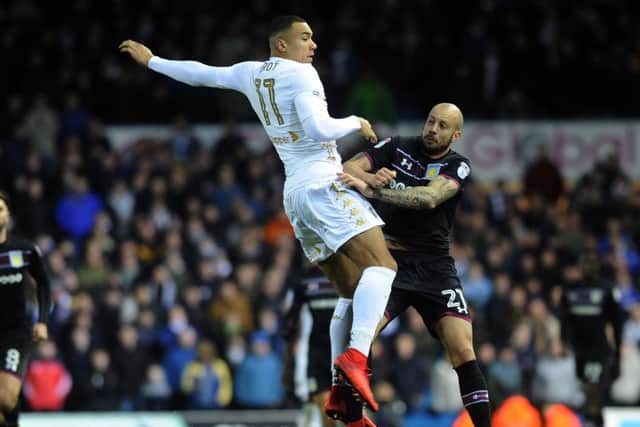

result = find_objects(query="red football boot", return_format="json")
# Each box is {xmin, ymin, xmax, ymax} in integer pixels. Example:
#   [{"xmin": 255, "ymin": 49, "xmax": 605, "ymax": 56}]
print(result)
[
  {"xmin": 325, "ymin": 384, "xmax": 376, "ymax": 426},
  {"xmin": 334, "ymin": 348, "xmax": 379, "ymax": 412},
  {"xmin": 325, "ymin": 385, "xmax": 354, "ymax": 422}
]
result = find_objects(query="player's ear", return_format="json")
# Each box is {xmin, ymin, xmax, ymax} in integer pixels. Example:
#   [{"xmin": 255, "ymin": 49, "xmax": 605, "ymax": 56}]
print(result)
[
  {"xmin": 275, "ymin": 38, "xmax": 287, "ymax": 52},
  {"xmin": 452, "ymin": 129, "xmax": 462, "ymax": 142}
]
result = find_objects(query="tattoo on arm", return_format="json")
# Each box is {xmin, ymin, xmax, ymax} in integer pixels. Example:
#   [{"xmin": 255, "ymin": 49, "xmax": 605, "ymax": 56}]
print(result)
[{"xmin": 372, "ymin": 176, "xmax": 459, "ymax": 210}]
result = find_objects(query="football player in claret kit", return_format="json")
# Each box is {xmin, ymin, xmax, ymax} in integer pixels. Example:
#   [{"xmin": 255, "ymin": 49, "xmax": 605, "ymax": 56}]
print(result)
[
  {"xmin": 0, "ymin": 192, "xmax": 51, "ymax": 427},
  {"xmin": 340, "ymin": 103, "xmax": 491, "ymax": 427},
  {"xmin": 121, "ymin": 15, "xmax": 398, "ymax": 420},
  {"xmin": 560, "ymin": 252, "xmax": 624, "ymax": 427}
]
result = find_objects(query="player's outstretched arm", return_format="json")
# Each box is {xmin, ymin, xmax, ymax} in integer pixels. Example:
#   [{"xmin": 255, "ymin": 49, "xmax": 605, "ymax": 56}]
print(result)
[
  {"xmin": 119, "ymin": 40, "xmax": 246, "ymax": 89},
  {"xmin": 344, "ymin": 152, "xmax": 396, "ymax": 189},
  {"xmin": 371, "ymin": 175, "xmax": 460, "ymax": 210}
]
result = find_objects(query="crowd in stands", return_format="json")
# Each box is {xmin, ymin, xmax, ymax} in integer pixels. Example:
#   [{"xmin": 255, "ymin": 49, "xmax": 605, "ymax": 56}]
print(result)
[
  {"xmin": 1, "ymin": 94, "xmax": 640, "ymax": 424},
  {"xmin": 2, "ymin": 0, "xmax": 640, "ymax": 124},
  {"xmin": 2, "ymin": 0, "xmax": 640, "ymax": 424}
]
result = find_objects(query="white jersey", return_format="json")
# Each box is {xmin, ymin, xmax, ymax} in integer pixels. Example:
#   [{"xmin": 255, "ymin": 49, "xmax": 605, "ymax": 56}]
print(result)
[{"xmin": 148, "ymin": 56, "xmax": 361, "ymax": 195}]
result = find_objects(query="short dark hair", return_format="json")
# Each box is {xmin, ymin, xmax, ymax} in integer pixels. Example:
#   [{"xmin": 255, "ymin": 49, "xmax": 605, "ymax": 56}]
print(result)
[
  {"xmin": 268, "ymin": 15, "xmax": 306, "ymax": 39},
  {"xmin": 0, "ymin": 191, "xmax": 8, "ymax": 210}
]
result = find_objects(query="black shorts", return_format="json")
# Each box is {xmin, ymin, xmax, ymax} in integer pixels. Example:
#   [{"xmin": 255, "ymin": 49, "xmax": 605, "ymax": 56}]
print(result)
[
  {"xmin": 306, "ymin": 353, "xmax": 331, "ymax": 398},
  {"xmin": 0, "ymin": 325, "xmax": 32, "ymax": 380},
  {"xmin": 385, "ymin": 250, "xmax": 471, "ymax": 337},
  {"xmin": 576, "ymin": 356, "xmax": 611, "ymax": 386}
]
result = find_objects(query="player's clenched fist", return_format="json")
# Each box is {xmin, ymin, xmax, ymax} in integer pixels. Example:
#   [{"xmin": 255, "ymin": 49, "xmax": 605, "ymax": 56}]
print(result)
[{"xmin": 119, "ymin": 40, "xmax": 153, "ymax": 66}]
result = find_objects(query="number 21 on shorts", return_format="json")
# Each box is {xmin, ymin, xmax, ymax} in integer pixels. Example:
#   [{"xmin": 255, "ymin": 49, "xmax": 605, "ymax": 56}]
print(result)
[{"xmin": 441, "ymin": 289, "xmax": 469, "ymax": 315}]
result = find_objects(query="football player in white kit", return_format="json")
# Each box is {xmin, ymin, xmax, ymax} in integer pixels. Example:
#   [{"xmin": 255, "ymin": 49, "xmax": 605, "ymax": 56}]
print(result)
[{"xmin": 120, "ymin": 15, "xmax": 396, "ymax": 423}]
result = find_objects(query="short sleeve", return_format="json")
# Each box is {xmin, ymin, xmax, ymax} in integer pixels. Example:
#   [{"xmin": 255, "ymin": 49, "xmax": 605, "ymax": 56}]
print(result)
[{"xmin": 364, "ymin": 137, "xmax": 397, "ymax": 170}]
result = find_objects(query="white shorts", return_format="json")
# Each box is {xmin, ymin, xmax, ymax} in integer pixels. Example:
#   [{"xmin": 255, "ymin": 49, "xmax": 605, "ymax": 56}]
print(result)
[{"xmin": 283, "ymin": 181, "xmax": 385, "ymax": 263}]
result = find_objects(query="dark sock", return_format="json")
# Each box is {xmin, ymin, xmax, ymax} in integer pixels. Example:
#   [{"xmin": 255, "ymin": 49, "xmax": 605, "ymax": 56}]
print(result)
[{"xmin": 454, "ymin": 360, "xmax": 491, "ymax": 427}]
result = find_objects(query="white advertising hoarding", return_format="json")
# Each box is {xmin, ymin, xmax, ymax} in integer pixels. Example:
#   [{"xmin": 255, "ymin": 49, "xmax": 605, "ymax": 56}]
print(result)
[{"xmin": 107, "ymin": 121, "xmax": 640, "ymax": 182}]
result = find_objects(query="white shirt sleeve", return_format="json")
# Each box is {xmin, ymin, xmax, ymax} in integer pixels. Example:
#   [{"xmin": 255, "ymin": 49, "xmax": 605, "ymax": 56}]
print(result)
[
  {"xmin": 292, "ymin": 65, "xmax": 360, "ymax": 141},
  {"xmin": 294, "ymin": 93, "xmax": 361, "ymax": 141},
  {"xmin": 148, "ymin": 56, "xmax": 253, "ymax": 91}
]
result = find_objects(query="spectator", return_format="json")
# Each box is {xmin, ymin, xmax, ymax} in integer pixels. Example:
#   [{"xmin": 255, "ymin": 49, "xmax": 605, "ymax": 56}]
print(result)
[
  {"xmin": 55, "ymin": 175, "xmax": 103, "ymax": 242},
  {"xmin": 23, "ymin": 95, "xmax": 59, "ymax": 161},
  {"xmin": 234, "ymin": 330, "xmax": 284, "ymax": 408},
  {"xmin": 140, "ymin": 364, "xmax": 172, "ymax": 410},
  {"xmin": 531, "ymin": 340, "xmax": 583, "ymax": 408},
  {"xmin": 163, "ymin": 327, "xmax": 197, "ymax": 394},
  {"xmin": 181, "ymin": 340, "xmax": 233, "ymax": 409},
  {"xmin": 388, "ymin": 333, "xmax": 427, "ymax": 411},
  {"xmin": 523, "ymin": 145, "xmax": 564, "ymax": 203},
  {"xmin": 86, "ymin": 349, "xmax": 120, "ymax": 410},
  {"xmin": 112, "ymin": 325, "xmax": 150, "ymax": 410},
  {"xmin": 23, "ymin": 340, "xmax": 72, "ymax": 411}
]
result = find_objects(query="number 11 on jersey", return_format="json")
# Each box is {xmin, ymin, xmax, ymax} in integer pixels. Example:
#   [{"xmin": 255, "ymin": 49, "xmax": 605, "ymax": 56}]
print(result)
[{"xmin": 254, "ymin": 78, "xmax": 284, "ymax": 125}]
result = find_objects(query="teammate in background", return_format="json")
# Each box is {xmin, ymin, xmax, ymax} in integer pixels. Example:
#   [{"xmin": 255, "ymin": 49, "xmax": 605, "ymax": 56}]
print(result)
[
  {"xmin": 339, "ymin": 103, "xmax": 492, "ymax": 427},
  {"xmin": 120, "ymin": 15, "xmax": 397, "ymax": 415},
  {"xmin": 0, "ymin": 192, "xmax": 51, "ymax": 427},
  {"xmin": 281, "ymin": 266, "xmax": 373, "ymax": 427},
  {"xmin": 560, "ymin": 252, "xmax": 624, "ymax": 427}
]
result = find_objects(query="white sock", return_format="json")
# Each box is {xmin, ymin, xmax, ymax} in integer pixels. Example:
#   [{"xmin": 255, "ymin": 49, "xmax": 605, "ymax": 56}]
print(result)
[
  {"xmin": 350, "ymin": 266, "xmax": 395, "ymax": 356},
  {"xmin": 330, "ymin": 297, "xmax": 352, "ymax": 383}
]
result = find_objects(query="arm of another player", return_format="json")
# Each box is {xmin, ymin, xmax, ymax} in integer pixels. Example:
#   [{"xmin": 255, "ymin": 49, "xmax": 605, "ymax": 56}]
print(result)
[
  {"xmin": 343, "ymin": 152, "xmax": 396, "ymax": 189},
  {"xmin": 119, "ymin": 39, "xmax": 247, "ymax": 90},
  {"xmin": 339, "ymin": 173, "xmax": 460, "ymax": 210},
  {"xmin": 28, "ymin": 245, "xmax": 51, "ymax": 341}
]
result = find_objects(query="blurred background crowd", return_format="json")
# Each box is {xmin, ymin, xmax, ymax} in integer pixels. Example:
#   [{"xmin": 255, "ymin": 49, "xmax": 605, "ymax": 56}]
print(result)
[
  {"xmin": 2, "ymin": 0, "xmax": 640, "ymax": 124},
  {"xmin": 1, "ymin": 0, "xmax": 640, "ymax": 425}
]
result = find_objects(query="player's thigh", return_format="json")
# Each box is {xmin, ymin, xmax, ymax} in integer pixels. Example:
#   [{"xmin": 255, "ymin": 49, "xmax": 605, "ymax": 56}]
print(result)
[
  {"xmin": 435, "ymin": 315, "xmax": 476, "ymax": 366},
  {"xmin": 318, "ymin": 251, "xmax": 363, "ymax": 298},
  {"xmin": 338, "ymin": 226, "xmax": 397, "ymax": 271}
]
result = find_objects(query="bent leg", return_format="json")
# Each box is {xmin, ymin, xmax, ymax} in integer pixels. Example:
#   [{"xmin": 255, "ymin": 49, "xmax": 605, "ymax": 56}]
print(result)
[
  {"xmin": 322, "ymin": 227, "xmax": 397, "ymax": 411},
  {"xmin": 436, "ymin": 316, "xmax": 491, "ymax": 427}
]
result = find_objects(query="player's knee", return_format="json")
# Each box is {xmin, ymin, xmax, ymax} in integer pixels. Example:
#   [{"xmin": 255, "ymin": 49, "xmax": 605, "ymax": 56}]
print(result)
[{"xmin": 450, "ymin": 346, "xmax": 476, "ymax": 367}]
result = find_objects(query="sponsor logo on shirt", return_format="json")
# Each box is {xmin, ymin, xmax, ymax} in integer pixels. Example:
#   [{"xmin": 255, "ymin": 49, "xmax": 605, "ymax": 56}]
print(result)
[{"xmin": 0, "ymin": 273, "xmax": 23, "ymax": 285}]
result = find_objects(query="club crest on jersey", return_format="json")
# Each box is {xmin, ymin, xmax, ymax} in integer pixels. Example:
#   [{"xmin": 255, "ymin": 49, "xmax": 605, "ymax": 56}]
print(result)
[
  {"xmin": 426, "ymin": 163, "xmax": 444, "ymax": 180},
  {"xmin": 8, "ymin": 251, "xmax": 24, "ymax": 268}
]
